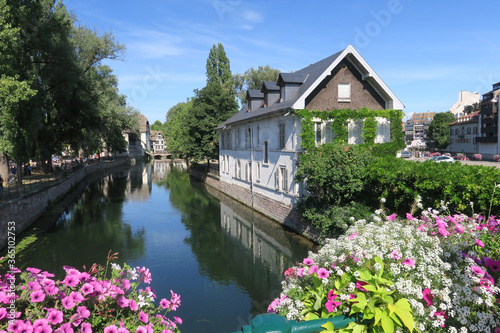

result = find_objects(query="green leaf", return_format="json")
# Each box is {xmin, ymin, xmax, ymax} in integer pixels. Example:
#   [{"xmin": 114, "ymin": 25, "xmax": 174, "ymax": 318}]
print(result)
[
  {"xmin": 304, "ymin": 312, "xmax": 320, "ymax": 321},
  {"xmin": 360, "ymin": 284, "xmax": 377, "ymax": 292},
  {"xmin": 374, "ymin": 256, "xmax": 384, "ymax": 277},
  {"xmin": 374, "ymin": 308, "xmax": 383, "ymax": 325},
  {"xmin": 320, "ymin": 322, "xmax": 335, "ymax": 333},
  {"xmin": 391, "ymin": 298, "xmax": 415, "ymax": 332},
  {"xmin": 358, "ymin": 268, "xmax": 372, "ymax": 281},
  {"xmin": 381, "ymin": 312, "xmax": 395, "ymax": 333}
]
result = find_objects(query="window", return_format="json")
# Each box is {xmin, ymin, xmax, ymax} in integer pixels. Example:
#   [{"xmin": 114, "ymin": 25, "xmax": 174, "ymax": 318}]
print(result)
[
  {"xmin": 348, "ymin": 119, "xmax": 364, "ymax": 144},
  {"xmin": 473, "ymin": 127, "xmax": 478, "ymax": 134},
  {"xmin": 467, "ymin": 127, "xmax": 471, "ymax": 134},
  {"xmin": 338, "ymin": 83, "xmax": 351, "ymax": 102},
  {"xmin": 256, "ymin": 126, "xmax": 260, "ymax": 145},
  {"xmin": 235, "ymin": 129, "xmax": 240, "ymax": 148},
  {"xmin": 263, "ymin": 141, "xmax": 269, "ymax": 164},
  {"xmin": 227, "ymin": 132, "xmax": 231, "ymax": 149},
  {"xmin": 246, "ymin": 162, "xmax": 251, "ymax": 181},
  {"xmin": 314, "ymin": 122, "xmax": 323, "ymax": 145},
  {"xmin": 279, "ymin": 123, "xmax": 286, "ymax": 149},
  {"xmin": 455, "ymin": 129, "xmax": 459, "ymax": 135},
  {"xmin": 245, "ymin": 128, "xmax": 251, "ymax": 149},
  {"xmin": 221, "ymin": 132, "xmax": 225, "ymax": 149},
  {"xmin": 277, "ymin": 166, "xmax": 288, "ymax": 192},
  {"xmin": 256, "ymin": 162, "xmax": 261, "ymax": 181},
  {"xmin": 236, "ymin": 160, "xmax": 241, "ymax": 179},
  {"xmin": 280, "ymin": 86, "xmax": 285, "ymax": 102},
  {"xmin": 375, "ymin": 118, "xmax": 391, "ymax": 143}
]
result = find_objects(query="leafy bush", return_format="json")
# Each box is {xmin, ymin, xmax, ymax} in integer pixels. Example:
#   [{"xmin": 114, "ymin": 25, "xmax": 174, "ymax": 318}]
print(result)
[{"xmin": 269, "ymin": 206, "xmax": 500, "ymax": 332}]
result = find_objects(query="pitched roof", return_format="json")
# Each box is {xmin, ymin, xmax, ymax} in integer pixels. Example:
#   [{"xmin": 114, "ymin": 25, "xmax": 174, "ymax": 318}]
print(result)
[
  {"xmin": 246, "ymin": 89, "xmax": 264, "ymax": 99},
  {"xmin": 449, "ymin": 111, "xmax": 480, "ymax": 126},
  {"xmin": 217, "ymin": 45, "xmax": 404, "ymax": 129}
]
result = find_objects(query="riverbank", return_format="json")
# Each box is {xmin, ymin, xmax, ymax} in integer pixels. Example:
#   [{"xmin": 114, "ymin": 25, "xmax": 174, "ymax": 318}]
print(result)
[
  {"xmin": 189, "ymin": 166, "xmax": 322, "ymax": 244},
  {"xmin": 0, "ymin": 158, "xmax": 133, "ymax": 249}
]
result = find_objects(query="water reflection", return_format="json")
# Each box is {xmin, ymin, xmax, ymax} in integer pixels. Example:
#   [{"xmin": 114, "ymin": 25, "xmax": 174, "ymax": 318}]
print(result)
[{"xmin": 7, "ymin": 160, "xmax": 314, "ymax": 333}]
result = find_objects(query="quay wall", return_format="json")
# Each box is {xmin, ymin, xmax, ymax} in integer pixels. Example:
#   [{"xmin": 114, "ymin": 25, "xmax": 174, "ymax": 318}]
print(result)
[
  {"xmin": 189, "ymin": 168, "xmax": 321, "ymax": 243},
  {"xmin": 0, "ymin": 159, "xmax": 131, "ymax": 249}
]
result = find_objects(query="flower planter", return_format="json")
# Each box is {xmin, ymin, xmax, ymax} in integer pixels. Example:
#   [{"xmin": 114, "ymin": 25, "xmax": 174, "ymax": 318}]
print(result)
[{"xmin": 233, "ymin": 313, "xmax": 356, "ymax": 333}]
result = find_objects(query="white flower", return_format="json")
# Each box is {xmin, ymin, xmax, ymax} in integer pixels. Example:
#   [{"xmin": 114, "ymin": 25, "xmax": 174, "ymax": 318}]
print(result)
[
  {"xmin": 111, "ymin": 263, "xmax": 121, "ymax": 271},
  {"xmin": 380, "ymin": 197, "xmax": 386, "ymax": 203}
]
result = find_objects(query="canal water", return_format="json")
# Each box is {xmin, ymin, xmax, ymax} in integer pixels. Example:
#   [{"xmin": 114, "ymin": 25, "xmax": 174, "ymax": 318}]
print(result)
[{"xmin": 8, "ymin": 161, "xmax": 315, "ymax": 333}]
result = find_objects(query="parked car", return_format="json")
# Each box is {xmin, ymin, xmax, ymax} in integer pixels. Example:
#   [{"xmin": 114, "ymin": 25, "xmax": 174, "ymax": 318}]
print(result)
[
  {"xmin": 434, "ymin": 156, "xmax": 455, "ymax": 163},
  {"xmin": 401, "ymin": 151, "xmax": 412, "ymax": 158},
  {"xmin": 430, "ymin": 152, "xmax": 441, "ymax": 156}
]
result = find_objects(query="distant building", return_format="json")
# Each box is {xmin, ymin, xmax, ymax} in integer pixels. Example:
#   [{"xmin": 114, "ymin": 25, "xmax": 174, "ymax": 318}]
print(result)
[
  {"xmin": 449, "ymin": 91, "xmax": 480, "ymax": 118},
  {"xmin": 404, "ymin": 111, "xmax": 435, "ymax": 148},
  {"xmin": 139, "ymin": 114, "xmax": 151, "ymax": 152},
  {"xmin": 448, "ymin": 111, "xmax": 479, "ymax": 154},
  {"xmin": 150, "ymin": 131, "xmax": 166, "ymax": 154},
  {"xmin": 476, "ymin": 82, "xmax": 500, "ymax": 157}
]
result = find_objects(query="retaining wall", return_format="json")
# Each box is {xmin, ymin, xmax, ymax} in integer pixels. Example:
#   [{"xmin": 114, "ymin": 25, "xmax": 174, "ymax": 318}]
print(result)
[
  {"xmin": 0, "ymin": 159, "xmax": 131, "ymax": 249},
  {"xmin": 189, "ymin": 168, "xmax": 321, "ymax": 243}
]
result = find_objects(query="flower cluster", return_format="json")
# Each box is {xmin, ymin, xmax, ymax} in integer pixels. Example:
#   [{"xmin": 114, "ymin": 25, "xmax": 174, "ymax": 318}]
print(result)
[
  {"xmin": 269, "ymin": 208, "xmax": 500, "ymax": 332},
  {"xmin": 473, "ymin": 154, "xmax": 483, "ymax": 161},
  {"xmin": 494, "ymin": 155, "xmax": 500, "ymax": 162},
  {"xmin": 0, "ymin": 254, "xmax": 182, "ymax": 333}
]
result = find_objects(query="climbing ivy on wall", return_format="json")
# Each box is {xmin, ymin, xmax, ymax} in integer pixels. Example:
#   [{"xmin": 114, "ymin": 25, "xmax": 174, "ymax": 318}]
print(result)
[{"xmin": 295, "ymin": 108, "xmax": 405, "ymax": 155}]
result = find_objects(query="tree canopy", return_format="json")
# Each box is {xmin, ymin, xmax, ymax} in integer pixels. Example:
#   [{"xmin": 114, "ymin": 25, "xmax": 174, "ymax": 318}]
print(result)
[
  {"xmin": 427, "ymin": 111, "xmax": 456, "ymax": 149},
  {"xmin": 0, "ymin": 0, "xmax": 137, "ymax": 179},
  {"xmin": 233, "ymin": 65, "xmax": 280, "ymax": 106}
]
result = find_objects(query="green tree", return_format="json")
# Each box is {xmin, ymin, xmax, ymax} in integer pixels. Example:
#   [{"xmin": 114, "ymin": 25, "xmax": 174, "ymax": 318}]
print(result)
[
  {"xmin": 206, "ymin": 43, "xmax": 232, "ymax": 88},
  {"xmin": 187, "ymin": 82, "xmax": 238, "ymax": 161},
  {"xmin": 164, "ymin": 101, "xmax": 194, "ymax": 159},
  {"xmin": 427, "ymin": 111, "xmax": 456, "ymax": 149},
  {"xmin": 463, "ymin": 102, "xmax": 480, "ymax": 115},
  {"xmin": 233, "ymin": 65, "xmax": 280, "ymax": 106}
]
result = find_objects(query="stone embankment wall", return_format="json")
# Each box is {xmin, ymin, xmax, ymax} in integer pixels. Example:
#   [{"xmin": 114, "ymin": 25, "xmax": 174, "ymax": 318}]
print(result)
[
  {"xmin": 189, "ymin": 168, "xmax": 321, "ymax": 243},
  {"xmin": 0, "ymin": 159, "xmax": 131, "ymax": 249}
]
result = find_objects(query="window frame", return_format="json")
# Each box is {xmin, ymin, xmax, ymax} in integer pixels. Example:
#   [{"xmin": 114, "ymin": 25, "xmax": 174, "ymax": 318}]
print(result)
[
  {"xmin": 263, "ymin": 141, "xmax": 269, "ymax": 164},
  {"xmin": 338, "ymin": 83, "xmax": 351, "ymax": 102}
]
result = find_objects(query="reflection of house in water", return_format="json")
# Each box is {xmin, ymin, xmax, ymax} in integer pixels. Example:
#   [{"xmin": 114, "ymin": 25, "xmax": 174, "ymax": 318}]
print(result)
[
  {"xmin": 152, "ymin": 160, "xmax": 188, "ymax": 182},
  {"xmin": 120, "ymin": 163, "xmax": 153, "ymax": 202},
  {"xmin": 219, "ymin": 199, "xmax": 314, "ymax": 302}
]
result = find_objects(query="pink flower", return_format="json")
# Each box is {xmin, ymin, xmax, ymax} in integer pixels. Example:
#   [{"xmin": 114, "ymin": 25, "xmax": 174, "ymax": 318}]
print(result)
[
  {"xmin": 174, "ymin": 316, "xmax": 182, "ymax": 324},
  {"xmin": 387, "ymin": 213, "xmax": 397, "ymax": 221},
  {"xmin": 438, "ymin": 227, "xmax": 450, "ymax": 237},
  {"xmin": 297, "ymin": 267, "xmax": 304, "ymax": 277},
  {"xmin": 267, "ymin": 298, "xmax": 279, "ymax": 313},
  {"xmin": 77, "ymin": 306, "xmax": 90, "ymax": 319},
  {"xmin": 117, "ymin": 328, "xmax": 130, "ymax": 333},
  {"xmin": 484, "ymin": 257, "xmax": 500, "ymax": 272},
  {"xmin": 130, "ymin": 299, "xmax": 139, "ymax": 311},
  {"xmin": 80, "ymin": 322, "xmax": 92, "ymax": 333},
  {"xmin": 356, "ymin": 281, "xmax": 368, "ymax": 291},
  {"xmin": 80, "ymin": 283, "xmax": 94, "ymax": 295},
  {"xmin": 471, "ymin": 265, "xmax": 486, "ymax": 277},
  {"xmin": 135, "ymin": 327, "xmax": 148, "ymax": 333},
  {"xmin": 325, "ymin": 299, "xmax": 341, "ymax": 313},
  {"xmin": 44, "ymin": 284, "xmax": 59, "ymax": 296},
  {"xmin": 30, "ymin": 290, "xmax": 45, "ymax": 303},
  {"xmin": 104, "ymin": 325, "xmax": 119, "ymax": 333},
  {"xmin": 422, "ymin": 288, "xmax": 434, "ymax": 306},
  {"xmin": 406, "ymin": 213, "xmax": 414, "ymax": 220},
  {"xmin": 46, "ymin": 310, "xmax": 63, "ymax": 325},
  {"xmin": 70, "ymin": 291, "xmax": 85, "ymax": 304},
  {"xmin": 433, "ymin": 311, "xmax": 448, "ymax": 327},
  {"xmin": 390, "ymin": 250, "xmax": 401, "ymax": 260},
  {"xmin": 117, "ymin": 296, "xmax": 130, "ymax": 308},
  {"xmin": 62, "ymin": 296, "xmax": 76, "ymax": 309},
  {"xmin": 327, "ymin": 290, "xmax": 337, "ymax": 301},
  {"xmin": 138, "ymin": 311, "xmax": 149, "ymax": 324},
  {"xmin": 308, "ymin": 265, "xmax": 319, "ymax": 275},
  {"xmin": 402, "ymin": 258, "xmax": 415, "ymax": 267},
  {"xmin": 317, "ymin": 268, "xmax": 330, "ymax": 279},
  {"xmin": 33, "ymin": 318, "xmax": 51, "ymax": 332},
  {"xmin": 475, "ymin": 239, "xmax": 485, "ymax": 247},
  {"xmin": 63, "ymin": 274, "xmax": 80, "ymax": 288},
  {"xmin": 58, "ymin": 322, "xmax": 74, "ymax": 333},
  {"xmin": 303, "ymin": 258, "xmax": 314, "ymax": 265},
  {"xmin": 169, "ymin": 290, "xmax": 181, "ymax": 311},
  {"xmin": 454, "ymin": 224, "xmax": 465, "ymax": 234},
  {"xmin": 348, "ymin": 233, "xmax": 358, "ymax": 240},
  {"xmin": 121, "ymin": 279, "xmax": 131, "ymax": 291},
  {"xmin": 160, "ymin": 298, "xmax": 171, "ymax": 309}
]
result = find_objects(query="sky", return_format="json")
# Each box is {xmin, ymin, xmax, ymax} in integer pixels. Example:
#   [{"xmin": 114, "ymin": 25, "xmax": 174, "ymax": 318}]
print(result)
[{"xmin": 63, "ymin": 0, "xmax": 500, "ymax": 124}]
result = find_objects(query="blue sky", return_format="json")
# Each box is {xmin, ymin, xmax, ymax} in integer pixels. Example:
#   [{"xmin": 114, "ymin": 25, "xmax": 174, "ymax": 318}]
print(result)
[{"xmin": 64, "ymin": 0, "xmax": 500, "ymax": 123}]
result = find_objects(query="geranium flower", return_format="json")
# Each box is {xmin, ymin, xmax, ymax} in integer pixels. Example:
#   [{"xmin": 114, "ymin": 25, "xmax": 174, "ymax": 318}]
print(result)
[
  {"xmin": 303, "ymin": 258, "xmax": 314, "ymax": 265},
  {"xmin": 317, "ymin": 268, "xmax": 330, "ymax": 279},
  {"xmin": 402, "ymin": 258, "xmax": 415, "ymax": 267},
  {"xmin": 30, "ymin": 290, "xmax": 45, "ymax": 303},
  {"xmin": 484, "ymin": 257, "xmax": 500, "ymax": 272},
  {"xmin": 138, "ymin": 311, "xmax": 149, "ymax": 324},
  {"xmin": 422, "ymin": 288, "xmax": 434, "ymax": 306}
]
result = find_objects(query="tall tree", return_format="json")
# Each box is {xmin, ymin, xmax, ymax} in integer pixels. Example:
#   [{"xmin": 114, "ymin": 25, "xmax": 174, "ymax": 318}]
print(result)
[
  {"xmin": 427, "ymin": 111, "xmax": 456, "ymax": 149},
  {"xmin": 233, "ymin": 65, "xmax": 280, "ymax": 106},
  {"xmin": 206, "ymin": 43, "xmax": 232, "ymax": 87},
  {"xmin": 463, "ymin": 103, "xmax": 480, "ymax": 115},
  {"xmin": 164, "ymin": 101, "xmax": 194, "ymax": 159},
  {"xmin": 187, "ymin": 82, "xmax": 238, "ymax": 162}
]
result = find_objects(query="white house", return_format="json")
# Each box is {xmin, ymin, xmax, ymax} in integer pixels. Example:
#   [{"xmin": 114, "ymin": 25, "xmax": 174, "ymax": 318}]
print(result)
[
  {"xmin": 448, "ymin": 111, "xmax": 479, "ymax": 155},
  {"xmin": 216, "ymin": 45, "xmax": 404, "ymax": 224},
  {"xmin": 449, "ymin": 91, "xmax": 480, "ymax": 118}
]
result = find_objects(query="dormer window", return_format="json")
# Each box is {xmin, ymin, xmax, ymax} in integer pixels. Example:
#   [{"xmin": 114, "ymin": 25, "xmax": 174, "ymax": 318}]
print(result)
[{"xmin": 338, "ymin": 83, "xmax": 351, "ymax": 102}]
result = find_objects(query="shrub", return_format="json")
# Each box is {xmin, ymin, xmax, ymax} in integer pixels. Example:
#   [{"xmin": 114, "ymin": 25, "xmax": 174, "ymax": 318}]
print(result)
[
  {"xmin": 0, "ymin": 252, "xmax": 182, "ymax": 332},
  {"xmin": 474, "ymin": 153, "xmax": 483, "ymax": 161},
  {"xmin": 269, "ymin": 206, "xmax": 500, "ymax": 332}
]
